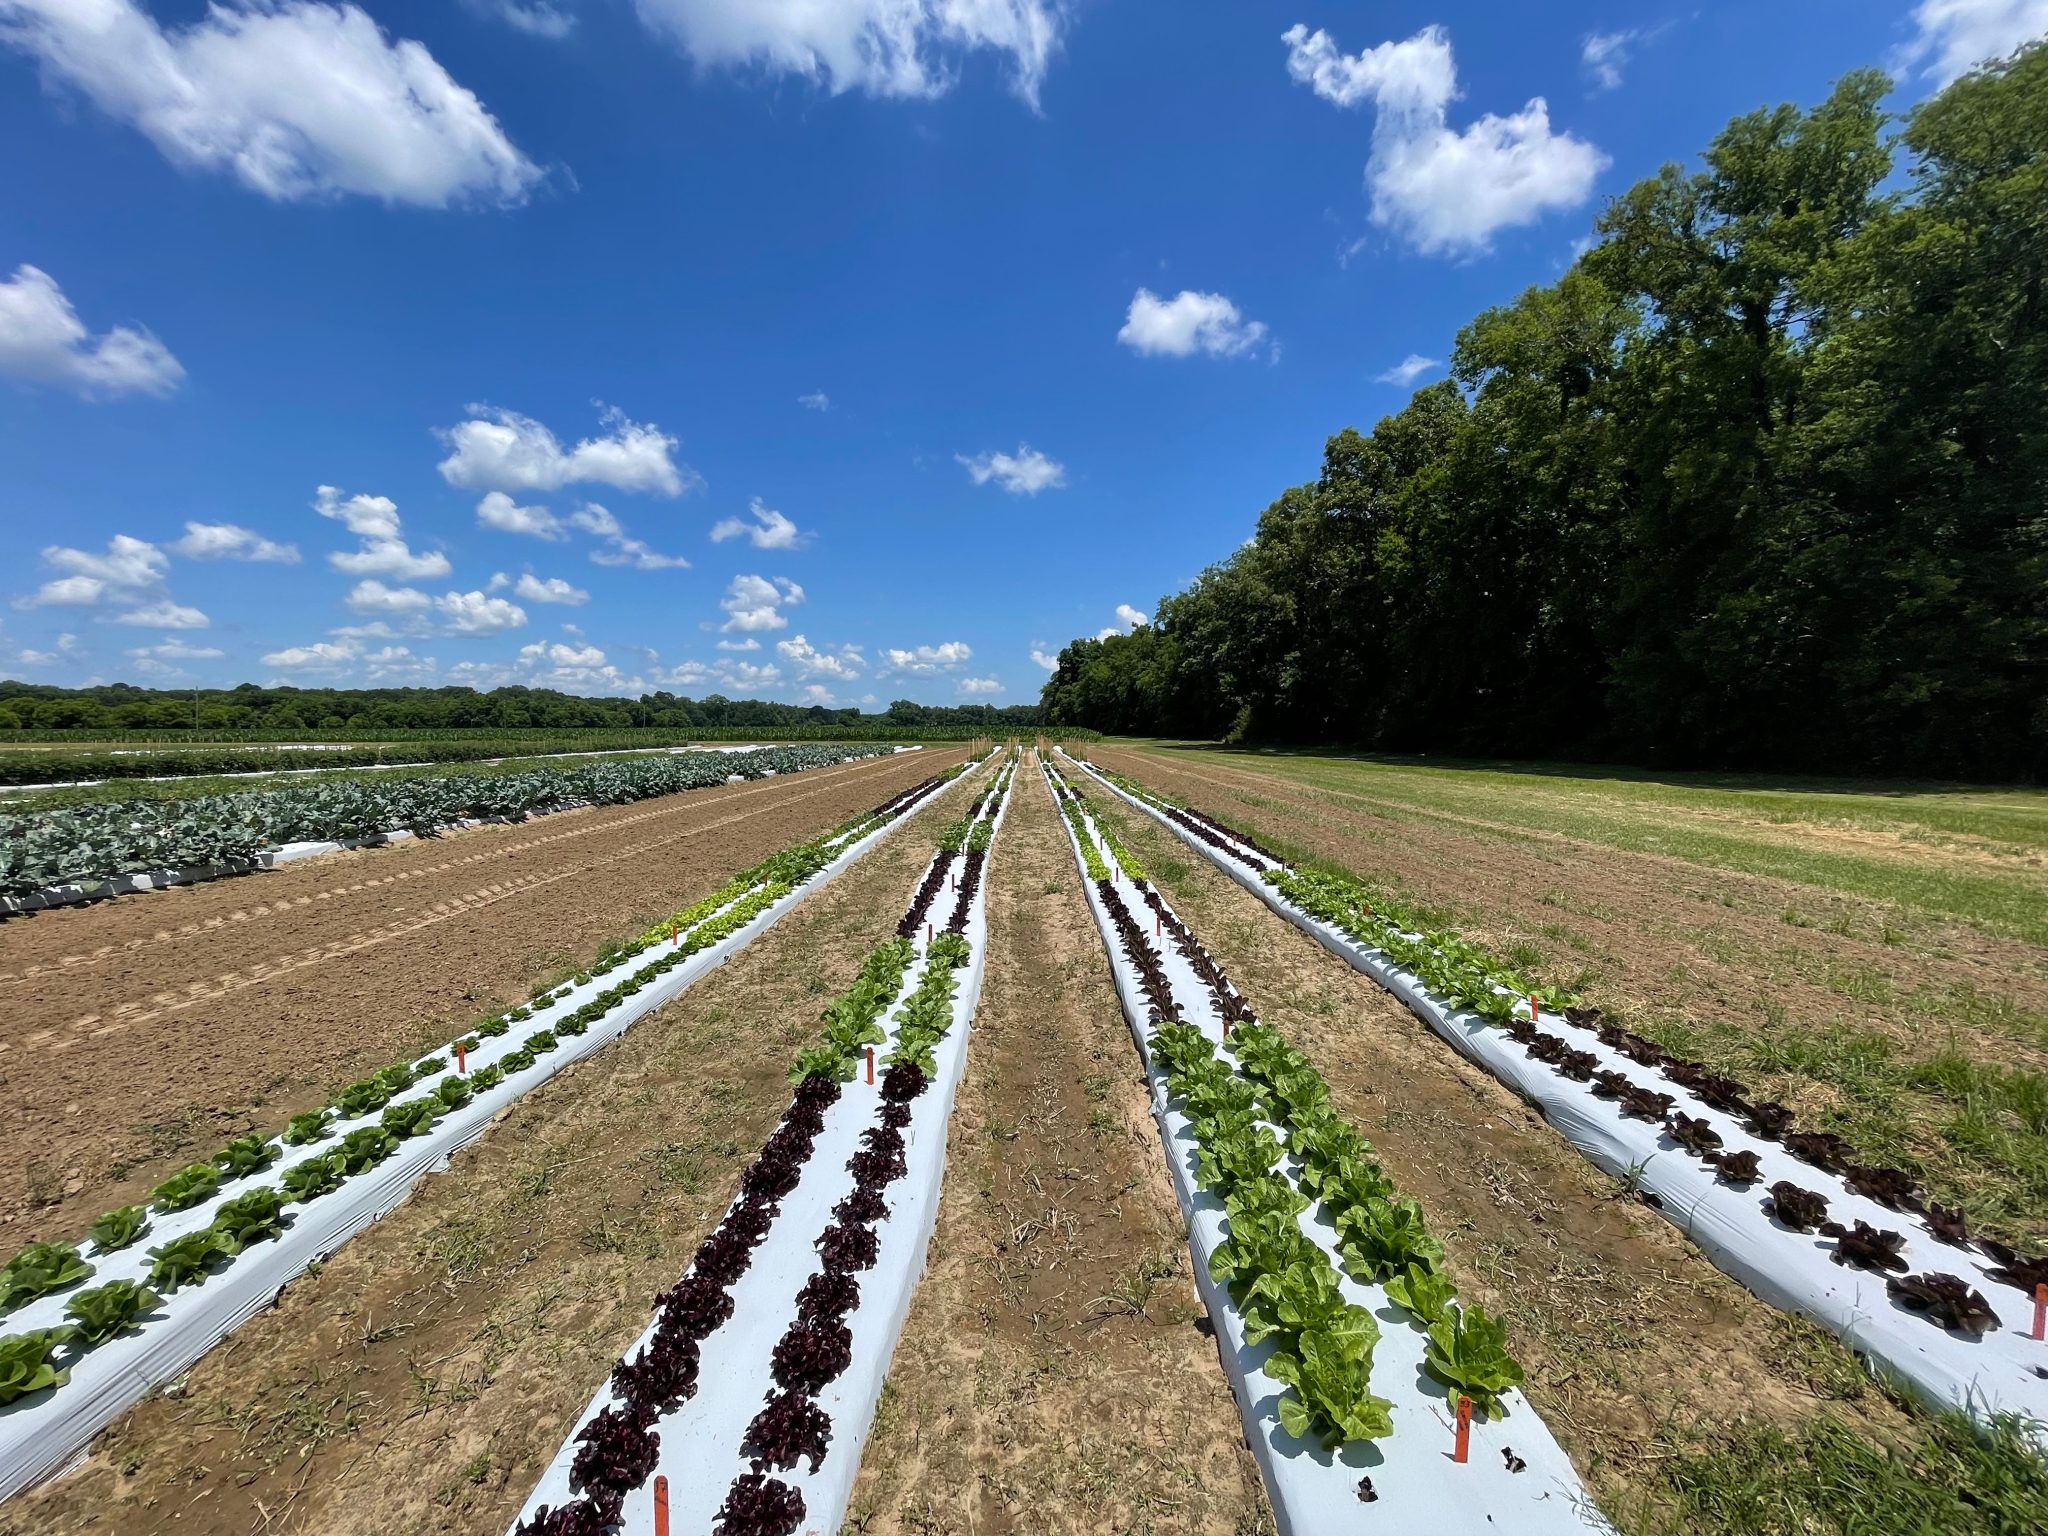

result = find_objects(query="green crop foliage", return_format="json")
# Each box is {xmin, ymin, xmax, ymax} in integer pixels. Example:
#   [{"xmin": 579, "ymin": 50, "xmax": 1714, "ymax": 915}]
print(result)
[
  {"xmin": 150, "ymin": 1162, "xmax": 221, "ymax": 1214},
  {"xmin": 88, "ymin": 1206, "xmax": 149, "ymax": 1255},
  {"xmin": 213, "ymin": 1133, "xmax": 278, "ymax": 1181},
  {"xmin": 0, "ymin": 1241, "xmax": 93, "ymax": 1313},
  {"xmin": 63, "ymin": 1280, "xmax": 161, "ymax": 1347},
  {"xmin": 0, "ymin": 1330, "xmax": 69, "ymax": 1404}
]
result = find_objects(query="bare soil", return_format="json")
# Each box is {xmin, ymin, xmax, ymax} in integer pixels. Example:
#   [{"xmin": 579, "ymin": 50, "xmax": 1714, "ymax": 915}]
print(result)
[
  {"xmin": 1089, "ymin": 788, "xmax": 1940, "ymax": 1531},
  {"xmin": 848, "ymin": 759, "xmax": 1273, "ymax": 1536},
  {"xmin": 0, "ymin": 749, "xmax": 961, "ymax": 1241},
  {"xmin": 0, "ymin": 766, "xmax": 976, "ymax": 1536}
]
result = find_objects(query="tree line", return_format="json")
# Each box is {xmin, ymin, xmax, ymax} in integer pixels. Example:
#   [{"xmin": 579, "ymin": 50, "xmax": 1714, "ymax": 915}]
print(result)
[
  {"xmin": 0, "ymin": 681, "xmax": 1044, "ymax": 736},
  {"xmin": 1041, "ymin": 49, "xmax": 2048, "ymax": 780}
]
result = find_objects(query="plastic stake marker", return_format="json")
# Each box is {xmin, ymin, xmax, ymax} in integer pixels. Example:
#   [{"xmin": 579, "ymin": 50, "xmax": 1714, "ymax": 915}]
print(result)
[
  {"xmin": 654, "ymin": 1474, "xmax": 669, "ymax": 1536},
  {"xmin": 1453, "ymin": 1395, "xmax": 1472, "ymax": 1463},
  {"xmin": 1531, "ymin": 995, "xmax": 1540, "ymax": 1025},
  {"xmin": 455, "ymin": 1041, "xmax": 466, "ymax": 1076},
  {"xmin": 865, "ymin": 1046, "xmax": 875, "ymax": 1086},
  {"xmin": 2034, "ymin": 1283, "xmax": 2046, "ymax": 1341}
]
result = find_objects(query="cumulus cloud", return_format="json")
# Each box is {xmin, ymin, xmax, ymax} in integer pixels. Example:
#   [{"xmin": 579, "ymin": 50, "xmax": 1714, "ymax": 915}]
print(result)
[
  {"xmin": 262, "ymin": 637, "xmax": 359, "ymax": 669},
  {"xmin": 571, "ymin": 502, "xmax": 690, "ymax": 569},
  {"xmin": 514, "ymin": 572, "xmax": 589, "ymax": 605},
  {"xmin": 1030, "ymin": 647, "xmax": 1058, "ymax": 671},
  {"xmin": 957, "ymin": 676, "xmax": 1000, "ymax": 694},
  {"xmin": 1375, "ymin": 353, "xmax": 1441, "ymax": 386},
  {"xmin": 13, "ymin": 534, "xmax": 209, "ymax": 626},
  {"xmin": 797, "ymin": 390, "xmax": 830, "ymax": 411},
  {"xmin": 956, "ymin": 445, "xmax": 1066, "ymax": 494},
  {"xmin": 344, "ymin": 578, "xmax": 434, "ymax": 617},
  {"xmin": 344, "ymin": 578, "xmax": 526, "ymax": 635},
  {"xmin": 1117, "ymin": 289, "xmax": 1269, "ymax": 359},
  {"xmin": 628, "ymin": 0, "xmax": 1067, "ymax": 106},
  {"xmin": 108, "ymin": 601, "xmax": 209, "ymax": 628},
  {"xmin": 1897, "ymin": 0, "xmax": 2048, "ymax": 84},
  {"xmin": 0, "ymin": 0, "xmax": 542, "ymax": 206},
  {"xmin": 880, "ymin": 640, "xmax": 971, "ymax": 676},
  {"xmin": 171, "ymin": 521, "xmax": 299, "ymax": 562},
  {"xmin": 0, "ymin": 264, "xmax": 184, "ymax": 397},
  {"xmin": 476, "ymin": 490, "xmax": 566, "ymax": 540},
  {"xmin": 776, "ymin": 633, "xmax": 862, "ymax": 680},
  {"xmin": 437, "ymin": 590, "xmax": 527, "ymax": 634},
  {"xmin": 467, "ymin": 0, "xmax": 576, "ymax": 39},
  {"xmin": 716, "ymin": 637, "xmax": 760, "ymax": 651},
  {"xmin": 710, "ymin": 497, "xmax": 809, "ymax": 549},
  {"xmin": 437, "ymin": 405, "xmax": 694, "ymax": 497},
  {"xmin": 1282, "ymin": 23, "xmax": 1607, "ymax": 257},
  {"xmin": 129, "ymin": 638, "xmax": 223, "ymax": 660},
  {"xmin": 719, "ymin": 573, "xmax": 804, "ymax": 632},
  {"xmin": 315, "ymin": 485, "xmax": 450, "ymax": 581},
  {"xmin": 1115, "ymin": 603, "xmax": 1148, "ymax": 629}
]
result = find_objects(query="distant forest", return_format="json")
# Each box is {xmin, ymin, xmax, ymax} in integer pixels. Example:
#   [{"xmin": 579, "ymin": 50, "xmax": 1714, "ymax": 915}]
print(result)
[
  {"xmin": 1041, "ymin": 49, "xmax": 2048, "ymax": 780},
  {"xmin": 0, "ymin": 681, "xmax": 1043, "ymax": 734}
]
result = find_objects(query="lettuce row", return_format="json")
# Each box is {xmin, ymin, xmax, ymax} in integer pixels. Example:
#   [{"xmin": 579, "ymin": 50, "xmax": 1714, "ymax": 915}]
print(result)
[{"xmin": 0, "ymin": 765, "xmax": 979, "ymax": 1408}]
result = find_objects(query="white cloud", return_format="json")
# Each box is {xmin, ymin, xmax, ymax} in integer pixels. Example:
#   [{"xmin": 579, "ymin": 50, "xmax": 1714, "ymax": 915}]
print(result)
[
  {"xmin": 570, "ymin": 502, "xmax": 690, "ymax": 569},
  {"xmin": 719, "ymin": 659, "xmax": 783, "ymax": 688},
  {"xmin": 719, "ymin": 573, "xmax": 804, "ymax": 632},
  {"xmin": 262, "ymin": 637, "xmax": 358, "ymax": 670},
  {"xmin": 956, "ymin": 445, "xmax": 1066, "ymax": 495},
  {"xmin": 710, "ymin": 496, "xmax": 809, "ymax": 549},
  {"xmin": 467, "ymin": 0, "xmax": 576, "ymax": 39},
  {"xmin": 1580, "ymin": 30, "xmax": 1636, "ymax": 91},
  {"xmin": 1115, "ymin": 603, "xmax": 1148, "ymax": 629},
  {"xmin": 628, "ymin": 0, "xmax": 1067, "ymax": 107},
  {"xmin": 1375, "ymin": 353, "xmax": 1441, "ymax": 386},
  {"xmin": 437, "ymin": 405, "xmax": 694, "ymax": 497},
  {"xmin": 0, "ymin": 0, "xmax": 541, "ymax": 206},
  {"xmin": 40, "ymin": 534, "xmax": 168, "ymax": 593},
  {"xmin": 1117, "ymin": 289, "xmax": 1269, "ymax": 359},
  {"xmin": 363, "ymin": 644, "xmax": 436, "ymax": 682},
  {"xmin": 171, "ymin": 521, "xmax": 299, "ymax": 562},
  {"xmin": 797, "ymin": 390, "xmax": 830, "ymax": 412},
  {"xmin": 776, "ymin": 633, "xmax": 862, "ymax": 680},
  {"xmin": 1030, "ymin": 647, "xmax": 1058, "ymax": 671},
  {"xmin": 800, "ymin": 683, "xmax": 837, "ymax": 705},
  {"xmin": 1282, "ymin": 23, "xmax": 1608, "ymax": 257},
  {"xmin": 0, "ymin": 264, "xmax": 184, "ymax": 397},
  {"xmin": 514, "ymin": 572, "xmax": 589, "ymax": 605},
  {"xmin": 315, "ymin": 485, "xmax": 450, "ymax": 581},
  {"xmin": 1897, "ymin": 0, "xmax": 2048, "ymax": 83},
  {"xmin": 437, "ymin": 590, "xmax": 527, "ymax": 634},
  {"xmin": 958, "ymin": 675, "xmax": 1000, "ymax": 694},
  {"xmin": 345, "ymin": 578, "xmax": 434, "ymax": 616},
  {"xmin": 519, "ymin": 639, "xmax": 607, "ymax": 669},
  {"xmin": 109, "ymin": 600, "xmax": 207, "ymax": 628},
  {"xmin": 880, "ymin": 640, "xmax": 972, "ymax": 676},
  {"xmin": 716, "ymin": 637, "xmax": 760, "ymax": 651},
  {"xmin": 476, "ymin": 490, "xmax": 566, "ymax": 540},
  {"xmin": 129, "ymin": 638, "xmax": 223, "ymax": 660}
]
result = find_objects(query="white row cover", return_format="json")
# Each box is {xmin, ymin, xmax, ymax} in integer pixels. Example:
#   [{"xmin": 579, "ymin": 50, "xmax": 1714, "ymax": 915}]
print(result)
[
  {"xmin": 0, "ymin": 759, "xmax": 964, "ymax": 1502},
  {"xmin": 510, "ymin": 762, "xmax": 1014, "ymax": 1535},
  {"xmin": 1044, "ymin": 760, "xmax": 1607, "ymax": 1536},
  {"xmin": 1062, "ymin": 754, "xmax": 2048, "ymax": 1437}
]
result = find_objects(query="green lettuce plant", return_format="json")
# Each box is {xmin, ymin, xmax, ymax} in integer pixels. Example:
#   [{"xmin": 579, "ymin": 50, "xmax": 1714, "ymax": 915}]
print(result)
[
  {"xmin": 151, "ymin": 1162, "xmax": 220, "ymax": 1213},
  {"xmin": 0, "ymin": 1330, "xmax": 70, "ymax": 1403},
  {"xmin": 0, "ymin": 1241, "xmax": 92, "ymax": 1312},
  {"xmin": 210, "ymin": 1189, "xmax": 288, "ymax": 1254},
  {"xmin": 88, "ymin": 1206, "xmax": 149, "ymax": 1254},
  {"xmin": 213, "ymin": 1133, "xmax": 277, "ymax": 1180},
  {"xmin": 1424, "ymin": 1302, "xmax": 1524, "ymax": 1420},
  {"xmin": 146, "ymin": 1231, "xmax": 225, "ymax": 1293},
  {"xmin": 64, "ymin": 1280, "xmax": 161, "ymax": 1346}
]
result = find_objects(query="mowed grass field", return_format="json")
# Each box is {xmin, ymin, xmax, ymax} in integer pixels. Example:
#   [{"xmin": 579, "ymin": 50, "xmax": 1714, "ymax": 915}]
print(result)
[{"xmin": 1089, "ymin": 744, "xmax": 2048, "ymax": 1249}]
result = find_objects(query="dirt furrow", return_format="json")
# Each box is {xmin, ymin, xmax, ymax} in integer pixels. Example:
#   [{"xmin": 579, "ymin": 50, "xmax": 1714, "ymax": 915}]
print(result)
[
  {"xmin": 0, "ymin": 769, "xmax": 966, "ymax": 1536},
  {"xmin": 848, "ymin": 759, "xmax": 1273, "ymax": 1536},
  {"xmin": 0, "ymin": 749, "xmax": 959, "ymax": 1237}
]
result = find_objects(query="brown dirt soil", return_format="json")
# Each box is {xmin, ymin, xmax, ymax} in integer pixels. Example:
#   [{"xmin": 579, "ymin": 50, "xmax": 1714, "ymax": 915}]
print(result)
[
  {"xmin": 1091, "ymin": 747, "xmax": 2048, "ymax": 1244},
  {"xmin": 847, "ymin": 759, "xmax": 1273, "ymax": 1536},
  {"xmin": 1090, "ymin": 789, "xmax": 1940, "ymax": 1532},
  {"xmin": 0, "ymin": 748, "xmax": 962, "ymax": 1242},
  {"xmin": 0, "ymin": 764, "xmax": 982, "ymax": 1536}
]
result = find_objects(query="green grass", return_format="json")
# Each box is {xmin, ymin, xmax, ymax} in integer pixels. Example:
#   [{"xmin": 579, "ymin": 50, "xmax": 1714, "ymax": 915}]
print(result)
[{"xmin": 1129, "ymin": 744, "xmax": 2048, "ymax": 947}]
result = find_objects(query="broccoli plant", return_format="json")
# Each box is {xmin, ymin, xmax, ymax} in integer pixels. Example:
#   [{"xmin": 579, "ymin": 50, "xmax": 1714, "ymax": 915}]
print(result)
[
  {"xmin": 0, "ymin": 1241, "xmax": 93, "ymax": 1312},
  {"xmin": 89, "ymin": 1205, "xmax": 150, "ymax": 1255},
  {"xmin": 0, "ymin": 1329, "xmax": 70, "ymax": 1404},
  {"xmin": 63, "ymin": 1280, "xmax": 162, "ymax": 1347},
  {"xmin": 151, "ymin": 1162, "xmax": 221, "ymax": 1213}
]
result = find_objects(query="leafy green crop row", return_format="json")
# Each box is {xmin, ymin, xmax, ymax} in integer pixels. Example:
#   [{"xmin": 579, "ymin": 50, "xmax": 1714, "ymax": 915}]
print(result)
[
  {"xmin": 1060, "ymin": 780, "xmax": 1523, "ymax": 1449},
  {"xmin": 0, "ymin": 743, "xmax": 893, "ymax": 900},
  {"xmin": 0, "ymin": 763, "xmax": 984, "ymax": 1408}
]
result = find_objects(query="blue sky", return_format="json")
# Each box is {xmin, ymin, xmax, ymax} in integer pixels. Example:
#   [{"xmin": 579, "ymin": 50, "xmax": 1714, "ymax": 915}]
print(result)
[{"xmin": 1, "ymin": 0, "xmax": 2040, "ymax": 708}]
